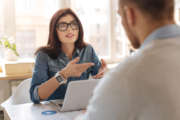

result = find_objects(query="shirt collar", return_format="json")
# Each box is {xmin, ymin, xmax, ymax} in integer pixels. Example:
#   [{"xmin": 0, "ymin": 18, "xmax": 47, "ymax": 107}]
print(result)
[
  {"xmin": 141, "ymin": 24, "xmax": 180, "ymax": 48},
  {"xmin": 75, "ymin": 48, "xmax": 80, "ymax": 55},
  {"xmin": 59, "ymin": 48, "xmax": 81, "ymax": 58}
]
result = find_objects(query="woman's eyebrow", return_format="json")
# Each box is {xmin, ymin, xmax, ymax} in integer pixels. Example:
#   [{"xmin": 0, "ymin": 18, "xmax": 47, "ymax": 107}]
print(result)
[
  {"xmin": 58, "ymin": 19, "xmax": 76, "ymax": 24},
  {"xmin": 70, "ymin": 19, "xmax": 77, "ymax": 22}
]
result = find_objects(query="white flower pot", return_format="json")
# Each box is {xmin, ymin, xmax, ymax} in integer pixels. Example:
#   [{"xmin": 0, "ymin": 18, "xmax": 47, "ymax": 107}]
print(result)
[{"xmin": 4, "ymin": 49, "xmax": 19, "ymax": 61}]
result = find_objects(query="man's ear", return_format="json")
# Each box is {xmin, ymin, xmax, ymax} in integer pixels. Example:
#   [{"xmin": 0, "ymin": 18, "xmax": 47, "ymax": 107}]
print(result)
[{"xmin": 124, "ymin": 6, "xmax": 135, "ymax": 26}]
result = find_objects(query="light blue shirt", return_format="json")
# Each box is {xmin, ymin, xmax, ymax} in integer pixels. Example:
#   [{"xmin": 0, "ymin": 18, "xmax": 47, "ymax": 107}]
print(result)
[{"xmin": 141, "ymin": 24, "xmax": 180, "ymax": 48}]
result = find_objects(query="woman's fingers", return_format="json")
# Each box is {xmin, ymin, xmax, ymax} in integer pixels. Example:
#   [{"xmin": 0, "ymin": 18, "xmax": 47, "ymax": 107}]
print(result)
[
  {"xmin": 78, "ymin": 62, "xmax": 94, "ymax": 72},
  {"xmin": 92, "ymin": 59, "xmax": 107, "ymax": 79},
  {"xmin": 69, "ymin": 62, "xmax": 94, "ymax": 77},
  {"xmin": 101, "ymin": 59, "xmax": 107, "ymax": 68},
  {"xmin": 70, "ymin": 57, "xmax": 80, "ymax": 64},
  {"xmin": 92, "ymin": 71, "xmax": 104, "ymax": 79}
]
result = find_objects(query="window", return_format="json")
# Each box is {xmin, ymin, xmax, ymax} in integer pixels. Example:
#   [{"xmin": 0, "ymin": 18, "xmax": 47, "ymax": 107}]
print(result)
[
  {"xmin": 0, "ymin": 0, "xmax": 4, "ymax": 58},
  {"xmin": 1, "ymin": 0, "xmax": 129, "ymax": 62},
  {"xmin": 1, "ymin": 0, "xmax": 179, "ymax": 62},
  {"xmin": 112, "ymin": 0, "xmax": 129, "ymax": 59},
  {"xmin": 175, "ymin": 0, "xmax": 180, "ymax": 24},
  {"xmin": 0, "ymin": 0, "xmax": 3, "ymax": 34},
  {"xmin": 71, "ymin": 0, "xmax": 129, "ymax": 63},
  {"xmin": 15, "ymin": 0, "xmax": 60, "ymax": 58},
  {"xmin": 71, "ymin": 0, "xmax": 110, "ymax": 58}
]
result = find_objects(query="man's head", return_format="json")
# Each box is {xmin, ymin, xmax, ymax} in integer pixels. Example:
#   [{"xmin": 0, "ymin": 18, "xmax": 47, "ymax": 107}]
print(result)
[{"xmin": 118, "ymin": 0, "xmax": 175, "ymax": 49}]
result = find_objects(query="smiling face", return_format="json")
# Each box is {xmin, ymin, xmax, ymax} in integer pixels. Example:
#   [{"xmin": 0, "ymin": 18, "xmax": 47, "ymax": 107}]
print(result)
[{"xmin": 56, "ymin": 14, "xmax": 79, "ymax": 44}]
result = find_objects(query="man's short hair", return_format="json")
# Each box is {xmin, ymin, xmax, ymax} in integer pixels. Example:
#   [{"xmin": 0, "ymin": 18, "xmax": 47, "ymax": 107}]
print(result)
[{"xmin": 120, "ymin": 0, "xmax": 174, "ymax": 20}]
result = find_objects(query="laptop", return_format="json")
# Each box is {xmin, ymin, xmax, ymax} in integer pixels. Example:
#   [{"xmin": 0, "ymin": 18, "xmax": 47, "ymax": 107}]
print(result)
[{"xmin": 54, "ymin": 79, "xmax": 99, "ymax": 112}]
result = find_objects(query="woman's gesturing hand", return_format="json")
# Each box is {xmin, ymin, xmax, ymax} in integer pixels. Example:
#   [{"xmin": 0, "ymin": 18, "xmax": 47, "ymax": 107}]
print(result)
[{"xmin": 60, "ymin": 57, "xmax": 95, "ymax": 79}]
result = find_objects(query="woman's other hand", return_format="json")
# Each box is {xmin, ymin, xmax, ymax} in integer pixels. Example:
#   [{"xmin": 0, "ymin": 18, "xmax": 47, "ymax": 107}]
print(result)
[{"xmin": 92, "ymin": 59, "xmax": 107, "ymax": 79}]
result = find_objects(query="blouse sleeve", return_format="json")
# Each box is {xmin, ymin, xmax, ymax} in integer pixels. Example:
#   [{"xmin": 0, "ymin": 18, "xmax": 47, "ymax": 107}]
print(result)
[{"xmin": 29, "ymin": 51, "xmax": 49, "ymax": 104}]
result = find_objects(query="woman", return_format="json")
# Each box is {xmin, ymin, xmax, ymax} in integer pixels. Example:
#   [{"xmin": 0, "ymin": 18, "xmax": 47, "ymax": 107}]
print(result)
[{"xmin": 30, "ymin": 8, "xmax": 107, "ymax": 104}]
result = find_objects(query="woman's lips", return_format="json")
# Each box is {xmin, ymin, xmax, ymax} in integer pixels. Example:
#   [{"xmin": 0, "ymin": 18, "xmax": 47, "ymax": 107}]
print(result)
[{"xmin": 65, "ymin": 33, "xmax": 74, "ymax": 38}]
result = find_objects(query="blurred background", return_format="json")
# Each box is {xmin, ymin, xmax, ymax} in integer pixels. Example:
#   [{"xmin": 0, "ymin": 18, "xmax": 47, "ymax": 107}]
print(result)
[
  {"xmin": 0, "ymin": 0, "xmax": 180, "ymax": 119},
  {"xmin": 0, "ymin": 0, "xmax": 131, "ymax": 63},
  {"xmin": 1, "ymin": 0, "xmax": 180, "ymax": 63}
]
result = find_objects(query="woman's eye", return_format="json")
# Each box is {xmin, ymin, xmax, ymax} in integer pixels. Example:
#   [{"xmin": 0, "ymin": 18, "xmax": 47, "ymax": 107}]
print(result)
[
  {"xmin": 71, "ymin": 22, "xmax": 79, "ymax": 28},
  {"xmin": 59, "ymin": 23, "xmax": 67, "ymax": 28},
  {"xmin": 72, "ymin": 22, "xmax": 78, "ymax": 26}
]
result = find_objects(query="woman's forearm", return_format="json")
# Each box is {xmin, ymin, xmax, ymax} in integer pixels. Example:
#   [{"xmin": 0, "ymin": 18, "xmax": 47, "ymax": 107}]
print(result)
[
  {"xmin": 38, "ymin": 77, "xmax": 61, "ymax": 100},
  {"xmin": 37, "ymin": 69, "xmax": 68, "ymax": 100}
]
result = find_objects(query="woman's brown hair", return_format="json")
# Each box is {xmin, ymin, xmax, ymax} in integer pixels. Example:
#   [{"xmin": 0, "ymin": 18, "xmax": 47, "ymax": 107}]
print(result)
[{"xmin": 35, "ymin": 8, "xmax": 86, "ymax": 59}]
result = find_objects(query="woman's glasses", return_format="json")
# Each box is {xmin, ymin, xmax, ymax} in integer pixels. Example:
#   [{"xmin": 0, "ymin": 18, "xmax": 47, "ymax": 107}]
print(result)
[{"xmin": 56, "ymin": 20, "xmax": 79, "ymax": 32}]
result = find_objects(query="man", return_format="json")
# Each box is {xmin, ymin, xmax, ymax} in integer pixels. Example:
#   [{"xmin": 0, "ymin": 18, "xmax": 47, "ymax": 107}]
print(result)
[{"xmin": 76, "ymin": 0, "xmax": 180, "ymax": 119}]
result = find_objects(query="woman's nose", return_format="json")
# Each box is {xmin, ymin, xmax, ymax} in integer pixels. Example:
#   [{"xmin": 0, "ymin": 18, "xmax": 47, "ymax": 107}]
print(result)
[{"xmin": 66, "ymin": 25, "xmax": 73, "ymax": 32}]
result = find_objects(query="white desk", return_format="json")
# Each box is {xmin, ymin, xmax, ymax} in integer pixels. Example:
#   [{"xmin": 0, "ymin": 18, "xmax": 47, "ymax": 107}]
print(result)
[{"xmin": 2, "ymin": 102, "xmax": 83, "ymax": 120}]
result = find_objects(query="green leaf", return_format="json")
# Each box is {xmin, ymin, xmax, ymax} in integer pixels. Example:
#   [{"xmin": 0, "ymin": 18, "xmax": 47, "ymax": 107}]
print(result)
[
  {"xmin": 12, "ymin": 43, "xmax": 16, "ymax": 51},
  {"xmin": 4, "ymin": 40, "xmax": 11, "ymax": 48},
  {"xmin": 13, "ymin": 50, "xmax": 19, "ymax": 56},
  {"xmin": 0, "ymin": 40, "xmax": 2, "ymax": 45}
]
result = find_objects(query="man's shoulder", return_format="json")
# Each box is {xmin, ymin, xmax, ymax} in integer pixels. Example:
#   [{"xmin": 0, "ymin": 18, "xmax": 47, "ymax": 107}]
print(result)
[
  {"xmin": 85, "ymin": 56, "xmax": 139, "ymax": 119},
  {"xmin": 94, "ymin": 55, "xmax": 138, "ymax": 94}
]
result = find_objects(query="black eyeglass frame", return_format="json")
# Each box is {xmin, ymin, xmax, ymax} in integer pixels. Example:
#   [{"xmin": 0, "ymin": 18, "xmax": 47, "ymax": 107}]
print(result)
[{"xmin": 56, "ymin": 20, "xmax": 79, "ymax": 32}]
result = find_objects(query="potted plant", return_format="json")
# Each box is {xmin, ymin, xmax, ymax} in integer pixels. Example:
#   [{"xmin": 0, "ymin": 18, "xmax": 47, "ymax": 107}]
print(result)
[{"xmin": 0, "ymin": 36, "xmax": 19, "ymax": 61}]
